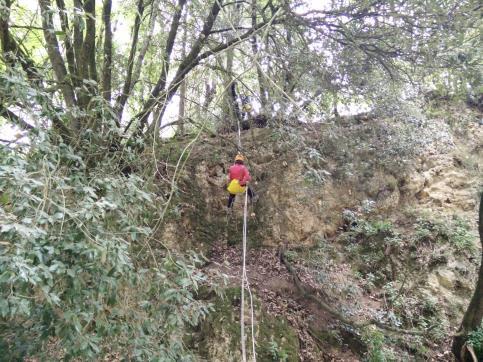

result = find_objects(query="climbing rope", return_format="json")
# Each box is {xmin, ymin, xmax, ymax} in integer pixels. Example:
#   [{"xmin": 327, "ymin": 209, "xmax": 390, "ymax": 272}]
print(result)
[{"xmin": 237, "ymin": 119, "xmax": 257, "ymax": 362}]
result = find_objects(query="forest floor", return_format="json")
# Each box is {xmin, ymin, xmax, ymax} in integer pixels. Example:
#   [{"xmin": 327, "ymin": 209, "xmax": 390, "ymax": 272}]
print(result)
[
  {"xmin": 205, "ymin": 242, "xmax": 363, "ymax": 362},
  {"xmin": 203, "ymin": 235, "xmax": 457, "ymax": 361}
]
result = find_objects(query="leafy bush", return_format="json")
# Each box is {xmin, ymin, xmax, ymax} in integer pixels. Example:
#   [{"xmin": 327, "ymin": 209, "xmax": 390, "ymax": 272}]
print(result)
[
  {"xmin": 316, "ymin": 118, "xmax": 453, "ymax": 178},
  {"xmin": 468, "ymin": 323, "xmax": 483, "ymax": 359},
  {"xmin": 0, "ymin": 133, "xmax": 210, "ymax": 360},
  {"xmin": 414, "ymin": 215, "xmax": 476, "ymax": 251},
  {"xmin": 362, "ymin": 327, "xmax": 396, "ymax": 362},
  {"xmin": 355, "ymin": 219, "xmax": 394, "ymax": 238},
  {"xmin": 268, "ymin": 336, "xmax": 289, "ymax": 362}
]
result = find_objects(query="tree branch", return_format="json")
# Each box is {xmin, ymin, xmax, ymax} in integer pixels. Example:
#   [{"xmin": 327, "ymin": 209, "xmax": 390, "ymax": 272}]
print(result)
[
  {"xmin": 209, "ymin": 26, "xmax": 250, "ymax": 34},
  {"xmin": 280, "ymin": 249, "xmax": 428, "ymax": 336},
  {"xmin": 0, "ymin": 105, "xmax": 34, "ymax": 130},
  {"xmin": 1, "ymin": 2, "xmax": 73, "ymax": 140},
  {"xmin": 0, "ymin": 1, "xmax": 41, "ymax": 82},
  {"xmin": 39, "ymin": 0, "xmax": 78, "ymax": 115},
  {"xmin": 55, "ymin": 0, "xmax": 78, "ymax": 88},
  {"xmin": 114, "ymin": 0, "xmax": 145, "ymax": 120},
  {"xmin": 130, "ymin": 0, "xmax": 160, "ymax": 98},
  {"xmin": 132, "ymin": 0, "xmax": 225, "ymax": 134},
  {"xmin": 145, "ymin": 0, "xmax": 188, "ymax": 134},
  {"xmin": 128, "ymin": 3, "xmax": 282, "ymax": 136}
]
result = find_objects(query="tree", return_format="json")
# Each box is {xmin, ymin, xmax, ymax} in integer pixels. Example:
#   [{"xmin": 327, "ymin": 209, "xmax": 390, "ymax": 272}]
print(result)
[
  {"xmin": 0, "ymin": 0, "xmax": 288, "ymax": 143},
  {"xmin": 453, "ymin": 193, "xmax": 483, "ymax": 361},
  {"xmin": 1, "ymin": 1, "xmax": 481, "ymax": 357}
]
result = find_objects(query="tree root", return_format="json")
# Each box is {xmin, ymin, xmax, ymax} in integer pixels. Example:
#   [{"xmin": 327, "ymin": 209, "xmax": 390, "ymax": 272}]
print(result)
[
  {"xmin": 467, "ymin": 344, "xmax": 478, "ymax": 362},
  {"xmin": 460, "ymin": 342, "xmax": 478, "ymax": 362},
  {"xmin": 279, "ymin": 248, "xmax": 428, "ymax": 336}
]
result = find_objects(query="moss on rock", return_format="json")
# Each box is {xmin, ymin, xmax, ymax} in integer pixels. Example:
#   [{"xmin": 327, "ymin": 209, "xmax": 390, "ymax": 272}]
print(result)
[{"xmin": 196, "ymin": 287, "xmax": 299, "ymax": 361}]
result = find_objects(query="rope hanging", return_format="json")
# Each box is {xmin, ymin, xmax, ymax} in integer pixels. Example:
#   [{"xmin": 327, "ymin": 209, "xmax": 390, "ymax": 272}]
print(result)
[{"xmin": 237, "ymin": 119, "xmax": 256, "ymax": 362}]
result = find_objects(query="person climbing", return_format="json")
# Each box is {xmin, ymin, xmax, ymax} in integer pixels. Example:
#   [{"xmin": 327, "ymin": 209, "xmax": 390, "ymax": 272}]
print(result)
[{"xmin": 226, "ymin": 154, "xmax": 255, "ymax": 209}]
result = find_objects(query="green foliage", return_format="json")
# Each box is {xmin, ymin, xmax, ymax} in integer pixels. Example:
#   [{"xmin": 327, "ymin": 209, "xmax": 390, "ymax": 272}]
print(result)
[
  {"xmin": 355, "ymin": 219, "xmax": 394, "ymax": 238},
  {"xmin": 197, "ymin": 287, "xmax": 299, "ymax": 361},
  {"xmin": 314, "ymin": 117, "xmax": 454, "ymax": 181},
  {"xmin": 468, "ymin": 323, "xmax": 483, "ymax": 359},
  {"xmin": 302, "ymin": 147, "xmax": 331, "ymax": 185},
  {"xmin": 268, "ymin": 336, "xmax": 289, "ymax": 362},
  {"xmin": 343, "ymin": 217, "xmax": 398, "ymax": 282},
  {"xmin": 414, "ymin": 214, "xmax": 476, "ymax": 252},
  {"xmin": 0, "ymin": 133, "xmax": 210, "ymax": 360},
  {"xmin": 362, "ymin": 328, "xmax": 396, "ymax": 362}
]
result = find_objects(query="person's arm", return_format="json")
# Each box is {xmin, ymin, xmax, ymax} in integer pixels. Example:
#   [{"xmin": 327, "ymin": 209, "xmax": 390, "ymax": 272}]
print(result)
[
  {"xmin": 240, "ymin": 167, "xmax": 251, "ymax": 185},
  {"xmin": 227, "ymin": 166, "xmax": 233, "ymax": 185}
]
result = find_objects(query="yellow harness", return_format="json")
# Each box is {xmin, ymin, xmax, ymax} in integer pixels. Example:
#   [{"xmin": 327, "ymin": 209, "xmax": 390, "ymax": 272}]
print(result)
[{"xmin": 227, "ymin": 179, "xmax": 247, "ymax": 194}]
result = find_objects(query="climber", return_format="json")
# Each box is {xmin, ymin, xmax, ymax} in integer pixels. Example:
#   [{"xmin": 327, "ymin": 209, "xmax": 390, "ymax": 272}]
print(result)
[{"xmin": 226, "ymin": 154, "xmax": 256, "ymax": 209}]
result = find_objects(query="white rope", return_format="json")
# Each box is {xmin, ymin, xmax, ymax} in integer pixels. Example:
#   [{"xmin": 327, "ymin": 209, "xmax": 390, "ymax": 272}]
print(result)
[
  {"xmin": 237, "ymin": 118, "xmax": 242, "ymax": 150},
  {"xmin": 241, "ymin": 184, "xmax": 257, "ymax": 362},
  {"xmin": 236, "ymin": 110, "xmax": 256, "ymax": 362},
  {"xmin": 243, "ymin": 188, "xmax": 257, "ymax": 360},
  {"xmin": 240, "ymin": 192, "xmax": 246, "ymax": 362}
]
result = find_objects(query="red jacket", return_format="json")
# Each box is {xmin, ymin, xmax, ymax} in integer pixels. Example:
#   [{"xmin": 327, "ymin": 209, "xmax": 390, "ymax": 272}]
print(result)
[{"xmin": 229, "ymin": 164, "xmax": 251, "ymax": 185}]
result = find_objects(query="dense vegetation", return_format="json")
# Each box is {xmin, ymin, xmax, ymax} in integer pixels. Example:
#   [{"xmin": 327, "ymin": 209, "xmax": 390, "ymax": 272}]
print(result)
[{"xmin": 0, "ymin": 0, "xmax": 481, "ymax": 360}]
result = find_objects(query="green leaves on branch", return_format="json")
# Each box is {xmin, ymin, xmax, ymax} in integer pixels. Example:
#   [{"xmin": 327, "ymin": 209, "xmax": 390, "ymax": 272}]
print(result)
[{"xmin": 0, "ymin": 133, "xmax": 210, "ymax": 360}]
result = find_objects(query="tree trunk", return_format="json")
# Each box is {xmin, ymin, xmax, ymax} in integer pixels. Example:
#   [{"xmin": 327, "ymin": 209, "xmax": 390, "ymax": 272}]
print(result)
[
  {"xmin": 115, "ymin": 0, "xmax": 145, "ymax": 120},
  {"xmin": 73, "ymin": 0, "xmax": 84, "ymax": 76},
  {"xmin": 130, "ymin": 0, "xmax": 160, "ymax": 96},
  {"xmin": 222, "ymin": 3, "xmax": 242, "ymax": 128},
  {"xmin": 83, "ymin": 0, "xmax": 97, "ymax": 82},
  {"xmin": 224, "ymin": 48, "xmax": 239, "ymax": 123},
  {"xmin": 56, "ymin": 0, "xmax": 78, "ymax": 89},
  {"xmin": 148, "ymin": 0, "xmax": 187, "ymax": 136},
  {"xmin": 39, "ymin": 0, "xmax": 78, "ymax": 123},
  {"xmin": 453, "ymin": 193, "xmax": 483, "ymax": 361},
  {"xmin": 128, "ymin": 0, "xmax": 276, "ymax": 137},
  {"xmin": 250, "ymin": 0, "xmax": 268, "ymax": 114},
  {"xmin": 102, "ymin": 0, "xmax": 113, "ymax": 102},
  {"xmin": 177, "ymin": 10, "xmax": 188, "ymax": 136},
  {"xmin": 136, "ymin": 0, "xmax": 220, "ymax": 136}
]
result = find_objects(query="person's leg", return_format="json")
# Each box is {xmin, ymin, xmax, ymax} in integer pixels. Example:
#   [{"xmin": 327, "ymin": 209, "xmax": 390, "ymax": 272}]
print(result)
[
  {"xmin": 247, "ymin": 187, "xmax": 256, "ymax": 202},
  {"xmin": 227, "ymin": 193, "xmax": 236, "ymax": 208}
]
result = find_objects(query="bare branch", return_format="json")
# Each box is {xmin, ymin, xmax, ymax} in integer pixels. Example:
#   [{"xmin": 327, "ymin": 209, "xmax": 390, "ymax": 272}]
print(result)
[
  {"xmin": 9, "ymin": 25, "xmax": 44, "ymax": 30},
  {"xmin": 280, "ymin": 249, "xmax": 428, "ymax": 336},
  {"xmin": 133, "ymin": 0, "xmax": 189, "ymax": 133},
  {"xmin": 147, "ymin": 0, "xmax": 188, "ymax": 134},
  {"xmin": 115, "ymin": 0, "xmax": 145, "ymax": 120},
  {"xmin": 0, "ymin": 105, "xmax": 35, "ymax": 130},
  {"xmin": 130, "ymin": 0, "xmax": 160, "ymax": 98},
  {"xmin": 129, "ymin": 3, "xmax": 284, "ymax": 135},
  {"xmin": 209, "ymin": 26, "xmax": 250, "ymax": 34}
]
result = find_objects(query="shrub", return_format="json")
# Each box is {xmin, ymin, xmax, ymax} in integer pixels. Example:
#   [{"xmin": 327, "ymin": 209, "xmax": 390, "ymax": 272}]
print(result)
[
  {"xmin": 468, "ymin": 323, "xmax": 483, "ymax": 359},
  {"xmin": 414, "ymin": 215, "xmax": 476, "ymax": 251},
  {"xmin": 362, "ymin": 327, "xmax": 396, "ymax": 362},
  {"xmin": 268, "ymin": 336, "xmax": 289, "ymax": 362},
  {"xmin": 0, "ymin": 132, "xmax": 210, "ymax": 360}
]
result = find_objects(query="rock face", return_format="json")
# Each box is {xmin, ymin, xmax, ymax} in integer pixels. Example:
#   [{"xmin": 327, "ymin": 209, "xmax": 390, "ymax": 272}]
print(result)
[
  {"xmin": 155, "ymin": 106, "xmax": 482, "ymax": 360},
  {"xmin": 402, "ymin": 122, "xmax": 481, "ymax": 217},
  {"xmin": 160, "ymin": 119, "xmax": 481, "ymax": 252}
]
